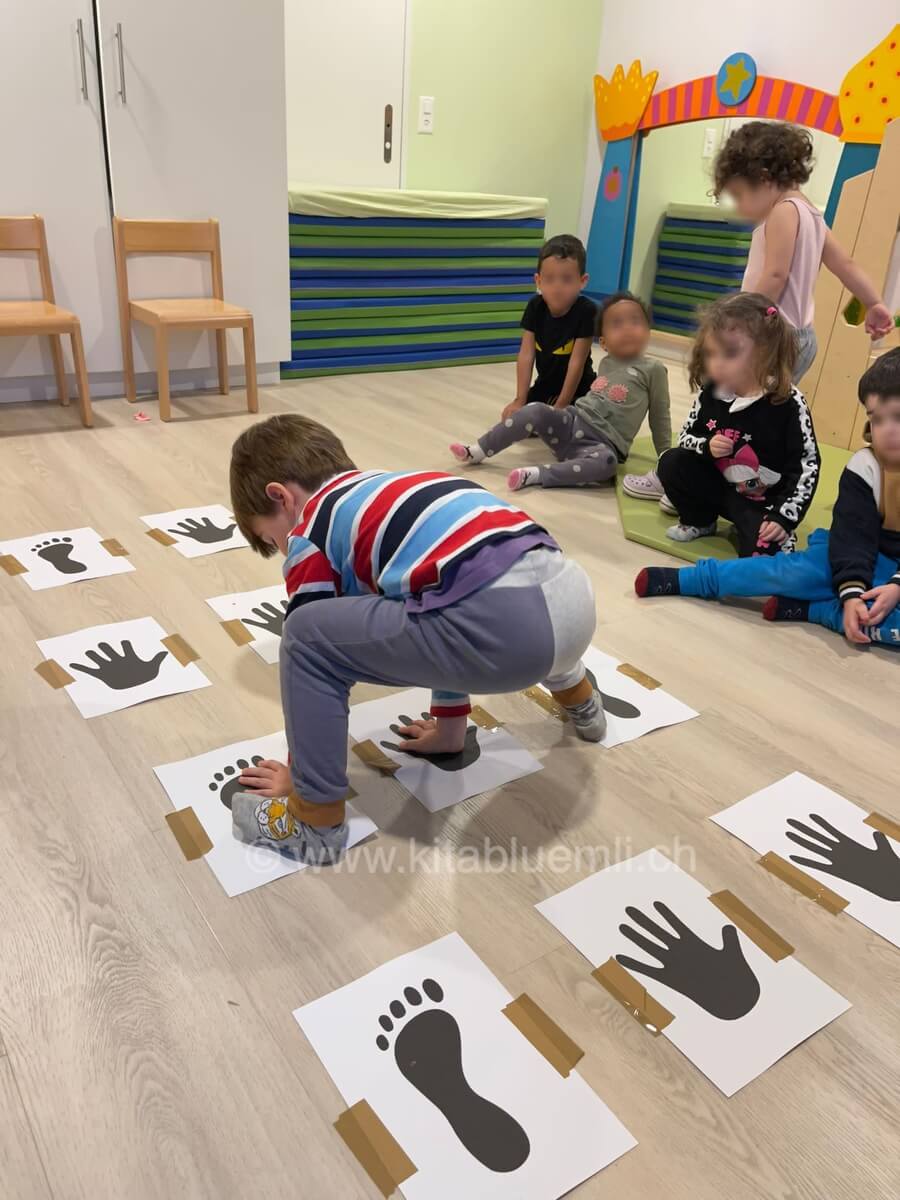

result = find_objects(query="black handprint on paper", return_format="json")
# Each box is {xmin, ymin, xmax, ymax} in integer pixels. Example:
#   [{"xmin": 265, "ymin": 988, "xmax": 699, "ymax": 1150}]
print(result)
[
  {"xmin": 69, "ymin": 641, "xmax": 168, "ymax": 690},
  {"xmin": 786, "ymin": 814, "xmax": 900, "ymax": 902},
  {"xmin": 242, "ymin": 600, "xmax": 288, "ymax": 637},
  {"xmin": 616, "ymin": 901, "xmax": 760, "ymax": 1020},
  {"xmin": 381, "ymin": 712, "xmax": 482, "ymax": 772},
  {"xmin": 169, "ymin": 516, "xmax": 236, "ymax": 544}
]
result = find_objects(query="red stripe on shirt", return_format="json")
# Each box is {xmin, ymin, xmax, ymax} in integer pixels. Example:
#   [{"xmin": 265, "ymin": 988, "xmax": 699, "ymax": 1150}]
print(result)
[
  {"xmin": 285, "ymin": 551, "xmax": 339, "ymax": 599},
  {"xmin": 407, "ymin": 508, "xmax": 534, "ymax": 594},
  {"xmin": 353, "ymin": 471, "xmax": 447, "ymax": 592}
]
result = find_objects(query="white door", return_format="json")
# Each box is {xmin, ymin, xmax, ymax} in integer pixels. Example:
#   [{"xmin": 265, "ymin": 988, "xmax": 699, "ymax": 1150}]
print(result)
[
  {"xmin": 0, "ymin": 1, "xmax": 121, "ymax": 395},
  {"xmin": 284, "ymin": 0, "xmax": 407, "ymax": 188},
  {"xmin": 98, "ymin": 0, "xmax": 290, "ymax": 371}
]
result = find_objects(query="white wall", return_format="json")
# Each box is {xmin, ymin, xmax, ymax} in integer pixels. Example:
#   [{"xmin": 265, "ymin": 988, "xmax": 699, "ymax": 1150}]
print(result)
[{"xmin": 578, "ymin": 0, "xmax": 900, "ymax": 241}]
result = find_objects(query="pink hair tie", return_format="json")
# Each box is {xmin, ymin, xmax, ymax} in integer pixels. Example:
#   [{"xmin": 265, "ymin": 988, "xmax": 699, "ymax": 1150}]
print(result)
[{"xmin": 765, "ymin": 305, "xmax": 778, "ymax": 316}]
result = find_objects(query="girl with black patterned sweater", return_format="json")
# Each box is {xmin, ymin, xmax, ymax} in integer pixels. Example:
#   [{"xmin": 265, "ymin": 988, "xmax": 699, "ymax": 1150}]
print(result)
[
  {"xmin": 636, "ymin": 349, "xmax": 900, "ymax": 649},
  {"xmin": 657, "ymin": 293, "xmax": 820, "ymax": 556}
]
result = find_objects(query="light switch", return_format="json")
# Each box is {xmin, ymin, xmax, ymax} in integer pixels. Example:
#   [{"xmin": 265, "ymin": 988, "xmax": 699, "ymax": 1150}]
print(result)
[
  {"xmin": 418, "ymin": 95, "xmax": 434, "ymax": 134},
  {"xmin": 702, "ymin": 126, "xmax": 717, "ymax": 158}
]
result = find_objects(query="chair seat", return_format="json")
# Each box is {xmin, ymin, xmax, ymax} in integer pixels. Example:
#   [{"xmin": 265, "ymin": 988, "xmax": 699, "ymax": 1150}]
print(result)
[
  {"xmin": 0, "ymin": 300, "xmax": 78, "ymax": 334},
  {"xmin": 129, "ymin": 297, "xmax": 251, "ymax": 328}
]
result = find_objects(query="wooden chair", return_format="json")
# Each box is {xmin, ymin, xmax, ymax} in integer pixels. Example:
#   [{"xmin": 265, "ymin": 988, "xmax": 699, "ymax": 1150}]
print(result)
[
  {"xmin": 113, "ymin": 218, "xmax": 258, "ymax": 421},
  {"xmin": 0, "ymin": 215, "xmax": 92, "ymax": 427}
]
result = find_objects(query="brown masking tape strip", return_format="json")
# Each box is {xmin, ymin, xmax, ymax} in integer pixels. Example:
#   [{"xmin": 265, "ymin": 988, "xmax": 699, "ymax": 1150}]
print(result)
[
  {"xmin": 99, "ymin": 538, "xmax": 129, "ymax": 557},
  {"xmin": 221, "ymin": 618, "xmax": 255, "ymax": 646},
  {"xmin": 334, "ymin": 1100, "xmax": 416, "ymax": 1198},
  {"xmin": 162, "ymin": 633, "xmax": 200, "ymax": 666},
  {"xmin": 523, "ymin": 685, "xmax": 568, "ymax": 722},
  {"xmin": 708, "ymin": 889, "xmax": 794, "ymax": 962},
  {"xmin": 35, "ymin": 659, "xmax": 75, "ymax": 689},
  {"xmin": 469, "ymin": 704, "xmax": 503, "ymax": 731},
  {"xmin": 502, "ymin": 993, "xmax": 583, "ymax": 1078},
  {"xmin": 592, "ymin": 958, "xmax": 674, "ymax": 1036},
  {"xmin": 0, "ymin": 554, "xmax": 27, "ymax": 576},
  {"xmin": 864, "ymin": 811, "xmax": 900, "ymax": 842},
  {"xmin": 617, "ymin": 662, "xmax": 661, "ymax": 690},
  {"xmin": 352, "ymin": 740, "xmax": 400, "ymax": 775},
  {"xmin": 146, "ymin": 527, "xmax": 177, "ymax": 547},
  {"xmin": 758, "ymin": 851, "xmax": 849, "ymax": 915},
  {"xmin": 165, "ymin": 807, "xmax": 213, "ymax": 861}
]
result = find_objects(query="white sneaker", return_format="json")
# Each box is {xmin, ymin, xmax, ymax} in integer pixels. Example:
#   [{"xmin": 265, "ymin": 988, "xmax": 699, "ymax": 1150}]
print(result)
[
  {"xmin": 666, "ymin": 521, "xmax": 717, "ymax": 542},
  {"xmin": 622, "ymin": 469, "xmax": 664, "ymax": 500},
  {"xmin": 564, "ymin": 689, "xmax": 607, "ymax": 742},
  {"xmin": 658, "ymin": 493, "xmax": 678, "ymax": 515}
]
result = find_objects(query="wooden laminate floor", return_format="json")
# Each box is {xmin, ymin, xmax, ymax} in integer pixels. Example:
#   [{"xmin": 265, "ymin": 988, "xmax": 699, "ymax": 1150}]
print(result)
[{"xmin": 0, "ymin": 361, "xmax": 897, "ymax": 1199}]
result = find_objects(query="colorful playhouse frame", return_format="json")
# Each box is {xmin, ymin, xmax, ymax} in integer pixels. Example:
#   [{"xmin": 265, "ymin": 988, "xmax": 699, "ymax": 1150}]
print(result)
[{"xmin": 586, "ymin": 27, "xmax": 899, "ymax": 449}]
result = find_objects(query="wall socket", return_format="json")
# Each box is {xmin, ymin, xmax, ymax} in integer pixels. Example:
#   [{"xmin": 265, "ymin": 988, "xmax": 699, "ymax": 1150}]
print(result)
[
  {"xmin": 702, "ymin": 126, "xmax": 717, "ymax": 158},
  {"xmin": 418, "ymin": 95, "xmax": 434, "ymax": 134}
]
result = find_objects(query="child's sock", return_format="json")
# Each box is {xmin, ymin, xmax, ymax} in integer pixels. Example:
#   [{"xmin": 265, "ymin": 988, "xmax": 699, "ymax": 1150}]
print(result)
[
  {"xmin": 550, "ymin": 678, "xmax": 607, "ymax": 742},
  {"xmin": 666, "ymin": 521, "xmax": 717, "ymax": 542},
  {"xmin": 507, "ymin": 466, "xmax": 541, "ymax": 491},
  {"xmin": 634, "ymin": 567, "xmax": 681, "ymax": 597},
  {"xmin": 763, "ymin": 596, "xmax": 810, "ymax": 623},
  {"xmin": 231, "ymin": 792, "xmax": 348, "ymax": 865},
  {"xmin": 450, "ymin": 442, "xmax": 485, "ymax": 464}
]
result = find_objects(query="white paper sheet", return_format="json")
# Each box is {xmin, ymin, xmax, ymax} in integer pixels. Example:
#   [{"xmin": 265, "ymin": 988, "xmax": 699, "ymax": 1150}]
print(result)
[
  {"xmin": 140, "ymin": 504, "xmax": 248, "ymax": 558},
  {"xmin": 37, "ymin": 617, "xmax": 211, "ymax": 719},
  {"xmin": 542, "ymin": 646, "xmax": 698, "ymax": 748},
  {"xmin": 348, "ymin": 688, "xmax": 542, "ymax": 812},
  {"xmin": 205, "ymin": 584, "xmax": 287, "ymax": 665},
  {"xmin": 295, "ymin": 932, "xmax": 636, "ymax": 1198},
  {"xmin": 154, "ymin": 733, "xmax": 378, "ymax": 896},
  {"xmin": 0, "ymin": 527, "xmax": 135, "ymax": 591},
  {"xmin": 712, "ymin": 772, "xmax": 900, "ymax": 949},
  {"xmin": 536, "ymin": 849, "xmax": 850, "ymax": 1096}
]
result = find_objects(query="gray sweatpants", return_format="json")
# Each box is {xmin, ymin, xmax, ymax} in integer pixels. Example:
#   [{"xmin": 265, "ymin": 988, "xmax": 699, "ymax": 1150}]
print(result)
[
  {"xmin": 478, "ymin": 401, "xmax": 619, "ymax": 487},
  {"xmin": 280, "ymin": 548, "xmax": 596, "ymax": 806}
]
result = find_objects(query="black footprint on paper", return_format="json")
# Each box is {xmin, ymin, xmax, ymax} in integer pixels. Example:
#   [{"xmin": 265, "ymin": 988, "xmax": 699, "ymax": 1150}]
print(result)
[
  {"xmin": 32, "ymin": 536, "xmax": 87, "ymax": 575},
  {"xmin": 376, "ymin": 978, "xmax": 530, "ymax": 1173},
  {"xmin": 380, "ymin": 713, "xmax": 482, "ymax": 772},
  {"xmin": 585, "ymin": 667, "xmax": 640, "ymax": 720},
  {"xmin": 208, "ymin": 756, "xmax": 264, "ymax": 810}
]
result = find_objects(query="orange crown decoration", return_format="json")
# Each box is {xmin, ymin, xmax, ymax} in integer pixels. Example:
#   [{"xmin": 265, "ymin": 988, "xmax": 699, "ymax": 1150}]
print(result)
[
  {"xmin": 838, "ymin": 24, "xmax": 899, "ymax": 144},
  {"xmin": 594, "ymin": 60, "xmax": 658, "ymax": 141}
]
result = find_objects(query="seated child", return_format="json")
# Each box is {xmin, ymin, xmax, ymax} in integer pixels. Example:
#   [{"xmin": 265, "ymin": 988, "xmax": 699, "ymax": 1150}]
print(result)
[
  {"xmin": 226, "ymin": 415, "xmax": 604, "ymax": 865},
  {"xmin": 635, "ymin": 349, "xmax": 900, "ymax": 648},
  {"xmin": 450, "ymin": 292, "xmax": 671, "ymax": 491},
  {"xmin": 654, "ymin": 293, "xmax": 820, "ymax": 556},
  {"xmin": 503, "ymin": 233, "xmax": 596, "ymax": 417}
]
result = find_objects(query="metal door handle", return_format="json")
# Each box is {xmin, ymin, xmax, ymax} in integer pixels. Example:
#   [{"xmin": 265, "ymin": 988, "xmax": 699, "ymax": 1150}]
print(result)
[
  {"xmin": 383, "ymin": 103, "xmax": 393, "ymax": 163},
  {"xmin": 76, "ymin": 17, "xmax": 88, "ymax": 99},
  {"xmin": 114, "ymin": 22, "xmax": 127, "ymax": 103}
]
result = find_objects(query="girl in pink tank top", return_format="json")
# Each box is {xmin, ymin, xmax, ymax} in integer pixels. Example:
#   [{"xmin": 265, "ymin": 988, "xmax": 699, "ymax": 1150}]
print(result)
[{"xmin": 714, "ymin": 122, "xmax": 892, "ymax": 381}]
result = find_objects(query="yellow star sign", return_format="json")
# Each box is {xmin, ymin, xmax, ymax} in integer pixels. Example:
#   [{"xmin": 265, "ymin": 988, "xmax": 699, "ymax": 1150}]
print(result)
[{"xmin": 721, "ymin": 56, "xmax": 752, "ymax": 102}]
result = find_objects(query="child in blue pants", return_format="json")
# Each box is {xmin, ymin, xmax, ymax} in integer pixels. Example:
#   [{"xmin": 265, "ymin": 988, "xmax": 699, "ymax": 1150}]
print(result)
[{"xmin": 635, "ymin": 349, "xmax": 900, "ymax": 648}]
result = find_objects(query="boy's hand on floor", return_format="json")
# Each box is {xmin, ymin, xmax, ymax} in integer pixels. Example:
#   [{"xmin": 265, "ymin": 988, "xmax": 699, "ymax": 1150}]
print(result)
[
  {"xmin": 757, "ymin": 520, "xmax": 788, "ymax": 545},
  {"xmin": 501, "ymin": 400, "xmax": 525, "ymax": 420},
  {"xmin": 238, "ymin": 758, "xmax": 292, "ymax": 797},
  {"xmin": 843, "ymin": 599, "xmax": 872, "ymax": 645},
  {"xmin": 392, "ymin": 715, "xmax": 467, "ymax": 756},
  {"xmin": 860, "ymin": 582, "xmax": 900, "ymax": 625}
]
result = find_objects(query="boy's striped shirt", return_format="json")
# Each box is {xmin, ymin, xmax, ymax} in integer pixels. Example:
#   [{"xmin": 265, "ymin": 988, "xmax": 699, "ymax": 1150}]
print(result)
[{"xmin": 284, "ymin": 469, "xmax": 545, "ymax": 609}]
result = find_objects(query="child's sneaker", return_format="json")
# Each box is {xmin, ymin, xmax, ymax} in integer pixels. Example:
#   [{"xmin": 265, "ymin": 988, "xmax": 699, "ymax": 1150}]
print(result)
[
  {"xmin": 622, "ymin": 469, "xmax": 664, "ymax": 500},
  {"xmin": 231, "ymin": 792, "xmax": 348, "ymax": 865},
  {"xmin": 450, "ymin": 442, "xmax": 485, "ymax": 464},
  {"xmin": 666, "ymin": 521, "xmax": 716, "ymax": 542},
  {"xmin": 763, "ymin": 596, "xmax": 810, "ymax": 622},
  {"xmin": 658, "ymin": 494, "xmax": 678, "ymax": 515},
  {"xmin": 508, "ymin": 466, "xmax": 541, "ymax": 491},
  {"xmin": 634, "ymin": 567, "xmax": 681, "ymax": 597},
  {"xmin": 564, "ymin": 689, "xmax": 607, "ymax": 742}
]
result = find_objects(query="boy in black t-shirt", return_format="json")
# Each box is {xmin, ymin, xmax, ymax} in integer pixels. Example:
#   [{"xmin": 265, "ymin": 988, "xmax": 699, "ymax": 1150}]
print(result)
[{"xmin": 501, "ymin": 234, "xmax": 596, "ymax": 420}]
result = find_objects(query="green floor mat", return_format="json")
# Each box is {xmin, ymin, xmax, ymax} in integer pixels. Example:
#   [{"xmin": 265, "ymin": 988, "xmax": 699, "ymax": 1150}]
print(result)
[{"xmin": 616, "ymin": 437, "xmax": 851, "ymax": 563}]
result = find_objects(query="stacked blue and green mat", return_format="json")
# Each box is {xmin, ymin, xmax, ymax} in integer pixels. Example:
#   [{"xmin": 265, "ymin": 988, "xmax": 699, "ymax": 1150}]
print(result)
[
  {"xmin": 651, "ymin": 203, "xmax": 754, "ymax": 337},
  {"xmin": 282, "ymin": 191, "xmax": 547, "ymax": 379}
]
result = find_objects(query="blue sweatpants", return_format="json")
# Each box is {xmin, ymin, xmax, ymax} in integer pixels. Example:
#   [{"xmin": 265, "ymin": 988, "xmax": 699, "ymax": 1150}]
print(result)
[{"xmin": 678, "ymin": 528, "xmax": 900, "ymax": 644}]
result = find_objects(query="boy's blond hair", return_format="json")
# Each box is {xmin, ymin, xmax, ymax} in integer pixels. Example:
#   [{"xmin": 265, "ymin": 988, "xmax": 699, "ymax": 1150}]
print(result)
[{"xmin": 230, "ymin": 414, "xmax": 356, "ymax": 556}]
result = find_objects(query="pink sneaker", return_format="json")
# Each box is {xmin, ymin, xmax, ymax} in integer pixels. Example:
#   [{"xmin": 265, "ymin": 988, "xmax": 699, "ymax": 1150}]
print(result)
[{"xmin": 622, "ymin": 469, "xmax": 664, "ymax": 500}]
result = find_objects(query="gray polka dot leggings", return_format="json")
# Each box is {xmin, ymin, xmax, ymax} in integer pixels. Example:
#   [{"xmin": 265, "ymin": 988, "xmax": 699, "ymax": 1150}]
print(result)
[{"xmin": 477, "ymin": 401, "xmax": 619, "ymax": 487}]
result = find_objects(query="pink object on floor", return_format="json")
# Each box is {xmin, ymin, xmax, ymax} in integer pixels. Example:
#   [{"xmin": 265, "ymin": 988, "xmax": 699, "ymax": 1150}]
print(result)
[{"xmin": 134, "ymin": 411, "xmax": 151, "ymax": 422}]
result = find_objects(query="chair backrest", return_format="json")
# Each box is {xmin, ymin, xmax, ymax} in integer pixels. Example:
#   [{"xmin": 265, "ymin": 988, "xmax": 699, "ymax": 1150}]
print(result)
[
  {"xmin": 113, "ymin": 218, "xmax": 224, "ymax": 301},
  {"xmin": 0, "ymin": 215, "xmax": 56, "ymax": 302}
]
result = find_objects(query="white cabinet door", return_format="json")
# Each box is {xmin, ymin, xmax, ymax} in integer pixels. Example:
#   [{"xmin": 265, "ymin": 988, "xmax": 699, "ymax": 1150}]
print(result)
[
  {"xmin": 284, "ymin": 0, "xmax": 407, "ymax": 188},
  {"xmin": 0, "ymin": 2, "xmax": 121, "ymax": 391},
  {"xmin": 99, "ymin": 0, "xmax": 289, "ymax": 371}
]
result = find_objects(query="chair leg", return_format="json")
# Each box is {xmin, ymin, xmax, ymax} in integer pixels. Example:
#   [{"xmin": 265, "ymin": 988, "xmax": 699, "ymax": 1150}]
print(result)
[
  {"xmin": 242, "ymin": 320, "xmax": 258, "ymax": 413},
  {"xmin": 120, "ymin": 312, "xmax": 137, "ymax": 404},
  {"xmin": 216, "ymin": 329, "xmax": 229, "ymax": 395},
  {"xmin": 50, "ymin": 335, "xmax": 69, "ymax": 406},
  {"xmin": 155, "ymin": 326, "xmax": 171, "ymax": 421},
  {"xmin": 70, "ymin": 325, "xmax": 93, "ymax": 428}
]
